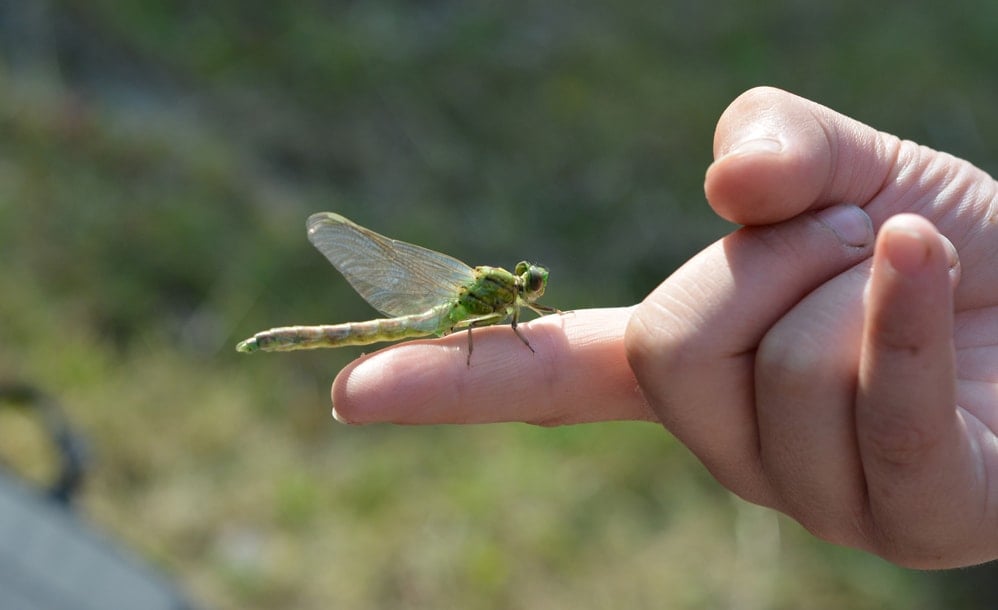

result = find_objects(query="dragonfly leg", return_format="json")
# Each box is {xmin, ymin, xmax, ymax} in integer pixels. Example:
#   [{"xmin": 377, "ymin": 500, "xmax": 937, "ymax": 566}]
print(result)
[
  {"xmin": 464, "ymin": 320, "xmax": 488, "ymax": 366},
  {"xmin": 510, "ymin": 309, "xmax": 536, "ymax": 354},
  {"xmin": 511, "ymin": 324, "xmax": 535, "ymax": 353},
  {"xmin": 527, "ymin": 303, "xmax": 562, "ymax": 315},
  {"xmin": 462, "ymin": 314, "xmax": 512, "ymax": 366}
]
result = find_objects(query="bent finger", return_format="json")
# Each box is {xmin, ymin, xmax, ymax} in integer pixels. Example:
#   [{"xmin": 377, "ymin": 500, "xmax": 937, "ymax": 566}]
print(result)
[{"xmin": 707, "ymin": 86, "xmax": 898, "ymax": 226}]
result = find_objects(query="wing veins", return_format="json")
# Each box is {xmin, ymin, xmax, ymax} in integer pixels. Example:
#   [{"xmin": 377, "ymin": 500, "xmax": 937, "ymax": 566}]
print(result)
[{"xmin": 306, "ymin": 213, "xmax": 476, "ymax": 318}]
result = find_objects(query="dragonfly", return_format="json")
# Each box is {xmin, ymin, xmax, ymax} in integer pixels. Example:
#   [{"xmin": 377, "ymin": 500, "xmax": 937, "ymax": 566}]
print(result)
[{"xmin": 236, "ymin": 212, "xmax": 559, "ymax": 364}]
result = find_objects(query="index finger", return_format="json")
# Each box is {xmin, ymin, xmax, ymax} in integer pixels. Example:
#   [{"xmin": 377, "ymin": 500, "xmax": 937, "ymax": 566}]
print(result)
[{"xmin": 330, "ymin": 307, "xmax": 654, "ymax": 425}]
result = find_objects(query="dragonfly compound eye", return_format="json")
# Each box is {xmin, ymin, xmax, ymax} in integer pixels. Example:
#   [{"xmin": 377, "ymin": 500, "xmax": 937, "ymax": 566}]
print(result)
[{"xmin": 526, "ymin": 265, "xmax": 548, "ymax": 295}]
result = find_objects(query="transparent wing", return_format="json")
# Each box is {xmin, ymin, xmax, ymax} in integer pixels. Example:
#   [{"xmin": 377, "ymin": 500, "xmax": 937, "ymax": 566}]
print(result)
[{"xmin": 306, "ymin": 212, "xmax": 477, "ymax": 317}]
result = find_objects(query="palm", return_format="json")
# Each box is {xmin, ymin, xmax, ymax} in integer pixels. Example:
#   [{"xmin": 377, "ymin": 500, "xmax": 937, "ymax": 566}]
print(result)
[{"xmin": 953, "ymin": 318, "xmax": 998, "ymax": 462}]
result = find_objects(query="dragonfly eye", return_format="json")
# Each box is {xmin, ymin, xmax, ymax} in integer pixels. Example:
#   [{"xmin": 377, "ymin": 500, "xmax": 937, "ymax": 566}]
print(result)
[
  {"xmin": 515, "ymin": 261, "xmax": 548, "ymax": 297},
  {"xmin": 525, "ymin": 265, "xmax": 548, "ymax": 295}
]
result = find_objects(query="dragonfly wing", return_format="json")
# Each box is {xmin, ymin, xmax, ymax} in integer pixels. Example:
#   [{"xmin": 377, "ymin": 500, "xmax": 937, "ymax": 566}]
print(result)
[{"xmin": 306, "ymin": 212, "xmax": 477, "ymax": 317}]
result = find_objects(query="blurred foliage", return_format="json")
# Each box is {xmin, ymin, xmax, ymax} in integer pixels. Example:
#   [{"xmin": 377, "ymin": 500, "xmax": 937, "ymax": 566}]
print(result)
[{"xmin": 1, "ymin": 0, "xmax": 998, "ymax": 608}]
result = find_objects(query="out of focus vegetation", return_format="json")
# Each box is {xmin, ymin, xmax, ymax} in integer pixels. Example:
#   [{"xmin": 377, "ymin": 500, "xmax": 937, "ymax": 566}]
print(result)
[{"xmin": 2, "ymin": 1, "xmax": 997, "ymax": 608}]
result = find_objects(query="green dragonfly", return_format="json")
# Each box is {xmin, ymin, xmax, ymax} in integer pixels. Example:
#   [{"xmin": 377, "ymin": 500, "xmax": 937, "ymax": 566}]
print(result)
[{"xmin": 236, "ymin": 212, "xmax": 558, "ymax": 364}]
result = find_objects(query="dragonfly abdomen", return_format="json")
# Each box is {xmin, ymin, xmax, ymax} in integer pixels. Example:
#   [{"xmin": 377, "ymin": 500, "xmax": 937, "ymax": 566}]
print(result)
[{"xmin": 236, "ymin": 307, "xmax": 452, "ymax": 353}]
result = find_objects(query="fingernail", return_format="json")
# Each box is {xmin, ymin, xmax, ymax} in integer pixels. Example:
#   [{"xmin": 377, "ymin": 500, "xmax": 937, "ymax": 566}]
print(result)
[
  {"xmin": 939, "ymin": 234, "xmax": 960, "ymax": 274},
  {"xmin": 727, "ymin": 137, "xmax": 783, "ymax": 156},
  {"xmin": 331, "ymin": 406, "xmax": 349, "ymax": 424},
  {"xmin": 815, "ymin": 205, "xmax": 874, "ymax": 248},
  {"xmin": 884, "ymin": 226, "xmax": 930, "ymax": 275}
]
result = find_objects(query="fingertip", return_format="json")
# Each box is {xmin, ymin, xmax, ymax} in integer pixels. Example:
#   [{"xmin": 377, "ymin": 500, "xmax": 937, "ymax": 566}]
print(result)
[
  {"xmin": 876, "ymin": 215, "xmax": 953, "ymax": 281},
  {"xmin": 330, "ymin": 361, "xmax": 358, "ymax": 424},
  {"xmin": 706, "ymin": 88, "xmax": 831, "ymax": 225},
  {"xmin": 862, "ymin": 216, "xmax": 956, "ymax": 363},
  {"xmin": 330, "ymin": 375, "xmax": 354, "ymax": 424},
  {"xmin": 876, "ymin": 216, "xmax": 961, "ymax": 293},
  {"xmin": 707, "ymin": 87, "xmax": 897, "ymax": 227},
  {"xmin": 705, "ymin": 144, "xmax": 815, "ymax": 226},
  {"xmin": 330, "ymin": 406, "xmax": 349, "ymax": 424},
  {"xmin": 330, "ymin": 345, "xmax": 452, "ymax": 425},
  {"xmin": 881, "ymin": 217, "xmax": 930, "ymax": 272}
]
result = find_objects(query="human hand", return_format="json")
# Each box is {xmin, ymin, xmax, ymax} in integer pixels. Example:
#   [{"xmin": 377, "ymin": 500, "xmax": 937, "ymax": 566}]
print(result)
[
  {"xmin": 626, "ymin": 87, "xmax": 998, "ymax": 568},
  {"xmin": 330, "ymin": 86, "xmax": 998, "ymax": 568}
]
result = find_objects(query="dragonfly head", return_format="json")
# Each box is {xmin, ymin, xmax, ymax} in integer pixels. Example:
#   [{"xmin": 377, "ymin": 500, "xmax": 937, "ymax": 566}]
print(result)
[{"xmin": 515, "ymin": 261, "xmax": 549, "ymax": 302}]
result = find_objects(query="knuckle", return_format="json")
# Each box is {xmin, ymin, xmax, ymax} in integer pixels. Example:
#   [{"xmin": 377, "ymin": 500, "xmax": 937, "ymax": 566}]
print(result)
[
  {"xmin": 745, "ymin": 222, "xmax": 813, "ymax": 263},
  {"xmin": 624, "ymin": 301, "xmax": 689, "ymax": 373},
  {"xmin": 756, "ymin": 324, "xmax": 832, "ymax": 388},
  {"xmin": 860, "ymin": 411, "xmax": 938, "ymax": 466}
]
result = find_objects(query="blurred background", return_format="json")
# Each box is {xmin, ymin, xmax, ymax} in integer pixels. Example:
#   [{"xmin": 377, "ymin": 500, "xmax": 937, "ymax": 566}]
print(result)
[{"xmin": 1, "ymin": 1, "xmax": 997, "ymax": 608}]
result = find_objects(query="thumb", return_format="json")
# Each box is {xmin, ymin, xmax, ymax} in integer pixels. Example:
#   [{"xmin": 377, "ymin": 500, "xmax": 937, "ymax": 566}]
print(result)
[{"xmin": 706, "ymin": 86, "xmax": 895, "ymax": 226}]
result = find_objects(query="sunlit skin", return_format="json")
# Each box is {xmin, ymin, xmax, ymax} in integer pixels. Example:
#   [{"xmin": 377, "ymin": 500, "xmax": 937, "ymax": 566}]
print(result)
[
  {"xmin": 328, "ymin": 87, "xmax": 998, "ymax": 569},
  {"xmin": 236, "ymin": 213, "xmax": 558, "ymax": 364}
]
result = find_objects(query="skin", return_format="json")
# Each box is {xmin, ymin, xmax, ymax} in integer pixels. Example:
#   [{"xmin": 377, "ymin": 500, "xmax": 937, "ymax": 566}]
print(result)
[{"xmin": 330, "ymin": 87, "xmax": 998, "ymax": 569}]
